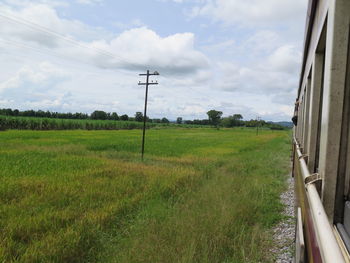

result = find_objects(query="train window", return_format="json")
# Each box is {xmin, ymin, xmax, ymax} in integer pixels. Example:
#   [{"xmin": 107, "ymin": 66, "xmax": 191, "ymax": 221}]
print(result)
[
  {"xmin": 313, "ymin": 25, "xmax": 327, "ymax": 175},
  {"xmin": 303, "ymin": 76, "xmax": 311, "ymax": 154},
  {"xmin": 313, "ymin": 55, "xmax": 325, "ymax": 174},
  {"xmin": 336, "ymin": 39, "xmax": 350, "ymax": 249},
  {"xmin": 337, "ymin": 36, "xmax": 350, "ymax": 220},
  {"xmin": 334, "ymin": 13, "xmax": 350, "ymax": 247},
  {"xmin": 341, "ymin": 50, "xmax": 350, "ymax": 202},
  {"xmin": 298, "ymin": 95, "xmax": 304, "ymax": 143}
]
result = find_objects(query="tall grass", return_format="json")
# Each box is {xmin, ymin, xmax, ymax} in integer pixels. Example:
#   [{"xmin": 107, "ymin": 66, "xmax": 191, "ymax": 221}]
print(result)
[{"xmin": 0, "ymin": 128, "xmax": 290, "ymax": 262}]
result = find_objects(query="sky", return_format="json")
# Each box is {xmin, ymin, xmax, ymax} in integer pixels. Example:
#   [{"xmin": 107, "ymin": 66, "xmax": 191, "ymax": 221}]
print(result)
[{"xmin": 0, "ymin": 0, "xmax": 308, "ymax": 121}]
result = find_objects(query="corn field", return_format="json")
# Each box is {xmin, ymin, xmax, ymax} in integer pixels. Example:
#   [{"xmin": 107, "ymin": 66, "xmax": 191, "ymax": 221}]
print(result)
[{"xmin": 0, "ymin": 116, "xmax": 156, "ymax": 131}]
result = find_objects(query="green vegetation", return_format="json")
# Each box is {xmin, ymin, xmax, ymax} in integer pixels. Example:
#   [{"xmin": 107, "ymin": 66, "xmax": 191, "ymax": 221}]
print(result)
[
  {"xmin": 0, "ymin": 115, "xmax": 155, "ymax": 131},
  {"xmin": 0, "ymin": 128, "xmax": 291, "ymax": 262},
  {"xmin": 0, "ymin": 108, "xmax": 291, "ymax": 130},
  {"xmin": 207, "ymin": 109, "xmax": 223, "ymax": 128},
  {"xmin": 0, "ymin": 115, "xmax": 211, "ymax": 131}
]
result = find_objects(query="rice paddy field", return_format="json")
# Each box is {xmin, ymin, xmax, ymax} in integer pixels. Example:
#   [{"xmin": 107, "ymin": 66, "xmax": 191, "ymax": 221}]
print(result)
[{"xmin": 0, "ymin": 128, "xmax": 291, "ymax": 263}]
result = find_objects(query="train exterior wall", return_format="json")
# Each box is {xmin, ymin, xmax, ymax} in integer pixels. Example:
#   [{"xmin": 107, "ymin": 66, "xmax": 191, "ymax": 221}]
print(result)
[{"xmin": 294, "ymin": 0, "xmax": 350, "ymax": 261}]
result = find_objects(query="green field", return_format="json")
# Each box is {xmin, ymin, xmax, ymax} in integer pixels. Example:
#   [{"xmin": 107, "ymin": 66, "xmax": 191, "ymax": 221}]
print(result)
[{"xmin": 0, "ymin": 128, "xmax": 291, "ymax": 263}]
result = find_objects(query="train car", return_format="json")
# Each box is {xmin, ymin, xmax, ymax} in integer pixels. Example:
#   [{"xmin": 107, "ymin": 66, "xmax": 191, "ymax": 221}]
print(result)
[{"xmin": 293, "ymin": 0, "xmax": 350, "ymax": 262}]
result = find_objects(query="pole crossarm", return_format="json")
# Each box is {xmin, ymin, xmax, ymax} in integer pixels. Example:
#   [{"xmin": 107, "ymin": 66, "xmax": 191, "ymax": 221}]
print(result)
[
  {"xmin": 139, "ymin": 73, "xmax": 159, "ymax": 76},
  {"xmin": 138, "ymin": 82, "xmax": 158, "ymax": 85}
]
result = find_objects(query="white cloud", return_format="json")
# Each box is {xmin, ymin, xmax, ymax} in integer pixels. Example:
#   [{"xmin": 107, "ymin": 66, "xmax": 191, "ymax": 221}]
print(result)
[
  {"xmin": 75, "ymin": 0, "xmax": 103, "ymax": 5},
  {"xmin": 267, "ymin": 45, "xmax": 301, "ymax": 74},
  {"xmin": 0, "ymin": 3, "xmax": 110, "ymax": 46},
  {"xmin": 216, "ymin": 58, "xmax": 298, "ymax": 93},
  {"xmin": 190, "ymin": 0, "xmax": 307, "ymax": 27},
  {"xmin": 0, "ymin": 62, "xmax": 72, "ymax": 111},
  {"xmin": 0, "ymin": 62, "xmax": 69, "ymax": 92},
  {"xmin": 87, "ymin": 27, "xmax": 209, "ymax": 74},
  {"xmin": 0, "ymin": 3, "xmax": 208, "ymax": 75},
  {"xmin": 0, "ymin": 1, "xmax": 306, "ymax": 121},
  {"xmin": 112, "ymin": 19, "xmax": 146, "ymax": 30}
]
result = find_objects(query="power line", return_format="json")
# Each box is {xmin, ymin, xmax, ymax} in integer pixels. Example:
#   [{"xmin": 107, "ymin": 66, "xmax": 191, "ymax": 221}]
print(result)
[
  {"xmin": 0, "ymin": 40, "xmax": 143, "ymax": 87},
  {"xmin": 0, "ymin": 12, "xmax": 145, "ymax": 69}
]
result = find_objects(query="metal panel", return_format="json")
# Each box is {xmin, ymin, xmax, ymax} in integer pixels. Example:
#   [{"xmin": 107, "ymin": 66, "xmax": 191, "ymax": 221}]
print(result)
[
  {"xmin": 344, "ymin": 202, "xmax": 350, "ymax": 235},
  {"xmin": 294, "ymin": 139, "xmax": 346, "ymax": 262},
  {"xmin": 337, "ymin": 224, "xmax": 350, "ymax": 253},
  {"xmin": 294, "ymin": 149, "xmax": 323, "ymax": 263},
  {"xmin": 303, "ymin": 80, "xmax": 312, "ymax": 154},
  {"xmin": 318, "ymin": 0, "xmax": 350, "ymax": 221},
  {"xmin": 296, "ymin": 207, "xmax": 306, "ymax": 263},
  {"xmin": 300, "ymin": 0, "xmax": 329, "ymax": 96},
  {"xmin": 307, "ymin": 52, "xmax": 325, "ymax": 173}
]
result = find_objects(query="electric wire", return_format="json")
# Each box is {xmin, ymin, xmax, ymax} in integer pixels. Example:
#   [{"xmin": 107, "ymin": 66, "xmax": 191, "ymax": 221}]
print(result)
[
  {"xmin": 0, "ymin": 36, "xmax": 141, "ymax": 79},
  {"xmin": 0, "ymin": 11, "xmax": 147, "ymax": 70},
  {"xmin": 0, "ymin": 12, "xmax": 173, "ymax": 87}
]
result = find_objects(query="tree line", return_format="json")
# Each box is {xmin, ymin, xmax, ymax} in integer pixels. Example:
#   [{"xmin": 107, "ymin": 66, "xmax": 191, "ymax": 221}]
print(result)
[
  {"xmin": 204, "ymin": 110, "xmax": 286, "ymax": 130},
  {"xmin": 0, "ymin": 108, "xmax": 172, "ymax": 123},
  {"xmin": 0, "ymin": 108, "xmax": 287, "ymax": 130}
]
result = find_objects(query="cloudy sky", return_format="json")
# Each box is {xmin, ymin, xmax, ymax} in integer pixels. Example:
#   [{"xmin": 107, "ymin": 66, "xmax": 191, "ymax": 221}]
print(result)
[{"xmin": 0, "ymin": 0, "xmax": 308, "ymax": 121}]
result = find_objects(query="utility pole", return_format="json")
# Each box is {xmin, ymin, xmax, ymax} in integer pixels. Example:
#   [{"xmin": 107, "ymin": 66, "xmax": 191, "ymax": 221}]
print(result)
[
  {"xmin": 256, "ymin": 116, "xmax": 260, "ymax": 136},
  {"xmin": 138, "ymin": 70, "xmax": 159, "ymax": 160}
]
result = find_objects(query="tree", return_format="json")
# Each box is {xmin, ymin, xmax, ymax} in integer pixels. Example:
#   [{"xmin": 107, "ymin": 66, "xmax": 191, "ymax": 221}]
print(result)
[
  {"xmin": 152, "ymin": 118, "xmax": 161, "ymax": 123},
  {"xmin": 221, "ymin": 114, "xmax": 244, "ymax": 128},
  {"xmin": 233, "ymin": 114, "xmax": 243, "ymax": 120},
  {"xmin": 221, "ymin": 116, "xmax": 234, "ymax": 128},
  {"xmin": 176, "ymin": 117, "xmax": 182, "ymax": 124},
  {"xmin": 91, "ymin": 110, "xmax": 107, "ymax": 120},
  {"xmin": 111, "ymin": 112, "xmax": 119, "ymax": 120},
  {"xmin": 206, "ymin": 110, "xmax": 223, "ymax": 127},
  {"xmin": 161, "ymin": 117, "xmax": 169, "ymax": 123},
  {"xmin": 120, "ymin": 114, "xmax": 129, "ymax": 121},
  {"xmin": 135, "ymin": 112, "xmax": 144, "ymax": 122}
]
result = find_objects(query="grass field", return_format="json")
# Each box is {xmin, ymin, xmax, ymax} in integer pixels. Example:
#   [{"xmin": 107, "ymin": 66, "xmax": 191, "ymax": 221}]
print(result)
[{"xmin": 0, "ymin": 128, "xmax": 291, "ymax": 263}]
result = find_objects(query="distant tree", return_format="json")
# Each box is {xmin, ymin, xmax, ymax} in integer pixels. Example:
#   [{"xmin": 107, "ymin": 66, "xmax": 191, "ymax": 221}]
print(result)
[
  {"xmin": 120, "ymin": 114, "xmax": 129, "ymax": 121},
  {"xmin": 245, "ymin": 119, "xmax": 266, "ymax": 127},
  {"xmin": 135, "ymin": 112, "xmax": 144, "ymax": 122},
  {"xmin": 221, "ymin": 114, "xmax": 244, "ymax": 128},
  {"xmin": 152, "ymin": 118, "xmax": 161, "ymax": 123},
  {"xmin": 221, "ymin": 117, "xmax": 233, "ymax": 128},
  {"xmin": 176, "ymin": 117, "xmax": 183, "ymax": 124},
  {"xmin": 207, "ymin": 110, "xmax": 223, "ymax": 127},
  {"xmin": 4, "ymin": 108, "xmax": 13, "ymax": 116},
  {"xmin": 233, "ymin": 114, "xmax": 243, "ymax": 120},
  {"xmin": 161, "ymin": 117, "xmax": 170, "ymax": 123},
  {"xmin": 91, "ymin": 110, "xmax": 108, "ymax": 120},
  {"xmin": 111, "ymin": 112, "xmax": 119, "ymax": 120}
]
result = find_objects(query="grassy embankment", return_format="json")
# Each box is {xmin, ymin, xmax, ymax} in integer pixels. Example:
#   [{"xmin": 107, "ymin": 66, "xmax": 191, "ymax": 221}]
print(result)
[{"xmin": 0, "ymin": 128, "xmax": 291, "ymax": 262}]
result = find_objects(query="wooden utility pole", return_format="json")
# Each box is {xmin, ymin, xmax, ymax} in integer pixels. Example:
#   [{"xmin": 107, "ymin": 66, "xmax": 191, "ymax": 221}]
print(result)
[
  {"xmin": 138, "ymin": 70, "xmax": 159, "ymax": 160},
  {"xmin": 256, "ymin": 116, "xmax": 260, "ymax": 136}
]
